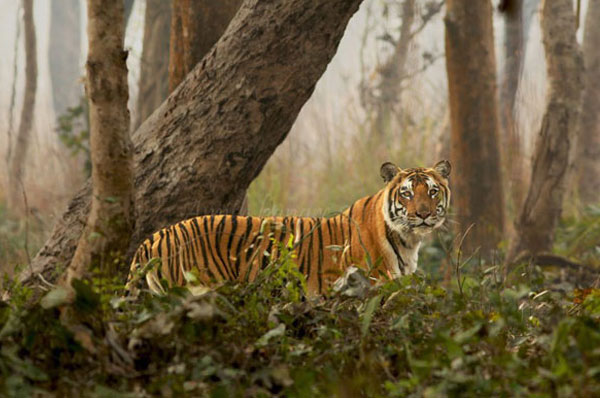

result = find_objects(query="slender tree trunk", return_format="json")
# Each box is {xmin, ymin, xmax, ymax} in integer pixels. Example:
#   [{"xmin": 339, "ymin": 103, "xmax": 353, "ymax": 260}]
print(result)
[
  {"xmin": 577, "ymin": 0, "xmax": 600, "ymax": 204},
  {"xmin": 500, "ymin": 0, "xmax": 526, "ymax": 213},
  {"xmin": 49, "ymin": 0, "xmax": 82, "ymax": 119},
  {"xmin": 444, "ymin": 0, "xmax": 505, "ymax": 255},
  {"xmin": 133, "ymin": 0, "xmax": 171, "ymax": 129},
  {"xmin": 374, "ymin": 0, "xmax": 415, "ymax": 137},
  {"xmin": 510, "ymin": 0, "xmax": 583, "ymax": 259},
  {"xmin": 8, "ymin": 0, "xmax": 37, "ymax": 214},
  {"xmin": 63, "ymin": 0, "xmax": 134, "ymax": 287},
  {"xmin": 21, "ymin": 0, "xmax": 364, "ymax": 288},
  {"xmin": 168, "ymin": 0, "xmax": 243, "ymax": 92}
]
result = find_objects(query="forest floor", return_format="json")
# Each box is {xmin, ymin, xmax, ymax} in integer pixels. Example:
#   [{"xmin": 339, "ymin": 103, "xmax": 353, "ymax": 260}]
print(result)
[
  {"xmin": 1, "ymin": 243, "xmax": 599, "ymax": 397},
  {"xmin": 1, "ymin": 206, "xmax": 600, "ymax": 397}
]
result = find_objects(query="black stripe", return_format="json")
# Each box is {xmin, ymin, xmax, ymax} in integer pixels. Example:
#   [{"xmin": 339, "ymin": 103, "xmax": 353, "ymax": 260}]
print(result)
[
  {"xmin": 362, "ymin": 196, "xmax": 373, "ymax": 222},
  {"xmin": 385, "ymin": 224, "xmax": 406, "ymax": 275},
  {"xmin": 169, "ymin": 226, "xmax": 179, "ymax": 284},
  {"xmin": 157, "ymin": 229, "xmax": 165, "ymax": 258},
  {"xmin": 177, "ymin": 222, "xmax": 193, "ymax": 273},
  {"xmin": 213, "ymin": 216, "xmax": 234, "ymax": 280},
  {"xmin": 190, "ymin": 218, "xmax": 215, "ymax": 281},
  {"xmin": 305, "ymin": 219, "xmax": 314, "ymax": 281},
  {"xmin": 316, "ymin": 219, "xmax": 324, "ymax": 294},
  {"xmin": 233, "ymin": 217, "xmax": 253, "ymax": 279},
  {"xmin": 225, "ymin": 215, "xmax": 238, "ymax": 275},
  {"xmin": 204, "ymin": 216, "xmax": 227, "ymax": 280}
]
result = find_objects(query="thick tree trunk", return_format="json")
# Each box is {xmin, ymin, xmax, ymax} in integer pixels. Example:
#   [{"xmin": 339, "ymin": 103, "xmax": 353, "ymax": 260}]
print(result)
[
  {"xmin": 577, "ymin": 0, "xmax": 600, "ymax": 205},
  {"xmin": 8, "ymin": 0, "xmax": 37, "ymax": 214},
  {"xmin": 49, "ymin": 0, "xmax": 81, "ymax": 119},
  {"xmin": 133, "ymin": 0, "xmax": 171, "ymax": 129},
  {"xmin": 374, "ymin": 0, "xmax": 415, "ymax": 137},
  {"xmin": 500, "ymin": 0, "xmax": 526, "ymax": 213},
  {"xmin": 21, "ymin": 0, "xmax": 363, "ymax": 288},
  {"xmin": 444, "ymin": 0, "xmax": 505, "ymax": 255},
  {"xmin": 168, "ymin": 0, "xmax": 243, "ymax": 92},
  {"xmin": 64, "ymin": 0, "xmax": 133, "ymax": 286},
  {"xmin": 510, "ymin": 0, "xmax": 583, "ymax": 258}
]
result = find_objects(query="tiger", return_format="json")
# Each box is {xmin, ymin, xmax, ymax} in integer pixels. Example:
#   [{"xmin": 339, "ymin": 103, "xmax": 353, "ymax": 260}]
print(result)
[{"xmin": 125, "ymin": 160, "xmax": 451, "ymax": 295}]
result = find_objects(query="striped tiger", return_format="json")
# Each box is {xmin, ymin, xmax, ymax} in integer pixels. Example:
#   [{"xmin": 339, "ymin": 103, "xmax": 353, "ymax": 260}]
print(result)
[{"xmin": 126, "ymin": 160, "xmax": 451, "ymax": 295}]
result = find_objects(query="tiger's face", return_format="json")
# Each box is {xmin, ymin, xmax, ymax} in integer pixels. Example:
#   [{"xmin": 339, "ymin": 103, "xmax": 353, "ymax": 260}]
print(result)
[{"xmin": 380, "ymin": 160, "xmax": 451, "ymax": 235}]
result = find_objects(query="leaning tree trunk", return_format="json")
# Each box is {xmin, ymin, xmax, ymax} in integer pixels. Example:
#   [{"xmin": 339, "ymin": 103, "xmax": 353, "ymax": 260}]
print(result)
[
  {"xmin": 8, "ymin": 0, "xmax": 37, "ymax": 214},
  {"xmin": 63, "ymin": 0, "xmax": 134, "ymax": 287},
  {"xmin": 48, "ymin": 0, "xmax": 81, "ymax": 119},
  {"xmin": 133, "ymin": 0, "xmax": 172, "ymax": 129},
  {"xmin": 168, "ymin": 0, "xmax": 243, "ymax": 92},
  {"xmin": 444, "ymin": 0, "xmax": 505, "ymax": 255},
  {"xmin": 510, "ymin": 0, "xmax": 583, "ymax": 259},
  {"xmin": 21, "ymin": 0, "xmax": 364, "ymax": 289},
  {"xmin": 576, "ymin": 0, "xmax": 600, "ymax": 205}
]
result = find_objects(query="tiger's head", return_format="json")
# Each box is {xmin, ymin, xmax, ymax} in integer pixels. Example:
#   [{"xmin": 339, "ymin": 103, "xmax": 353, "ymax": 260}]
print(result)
[{"xmin": 380, "ymin": 160, "xmax": 451, "ymax": 235}]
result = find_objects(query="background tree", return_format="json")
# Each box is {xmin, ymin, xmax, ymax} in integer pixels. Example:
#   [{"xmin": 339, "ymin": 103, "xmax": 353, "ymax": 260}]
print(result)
[
  {"xmin": 373, "ymin": 0, "xmax": 415, "ymax": 137},
  {"xmin": 48, "ymin": 0, "xmax": 82, "ymax": 120},
  {"xmin": 8, "ymin": 0, "xmax": 37, "ymax": 214},
  {"xmin": 577, "ymin": 0, "xmax": 600, "ymax": 205},
  {"xmin": 169, "ymin": 0, "xmax": 243, "ymax": 92},
  {"xmin": 499, "ymin": 0, "xmax": 526, "ymax": 211},
  {"xmin": 63, "ymin": 0, "xmax": 134, "ymax": 286},
  {"xmin": 133, "ymin": 0, "xmax": 172, "ymax": 129},
  {"xmin": 444, "ymin": 0, "xmax": 505, "ymax": 255},
  {"xmin": 21, "ymin": 0, "xmax": 364, "ymax": 288},
  {"xmin": 510, "ymin": 0, "xmax": 583, "ymax": 260}
]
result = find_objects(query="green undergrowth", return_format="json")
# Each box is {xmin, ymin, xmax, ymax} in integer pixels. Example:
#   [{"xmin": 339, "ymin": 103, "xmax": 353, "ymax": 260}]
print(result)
[{"xmin": 1, "ymin": 251, "xmax": 600, "ymax": 398}]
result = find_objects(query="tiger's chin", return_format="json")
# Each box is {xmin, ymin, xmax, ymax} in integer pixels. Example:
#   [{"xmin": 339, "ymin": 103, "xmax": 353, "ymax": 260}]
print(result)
[{"xmin": 407, "ymin": 219, "xmax": 444, "ymax": 236}]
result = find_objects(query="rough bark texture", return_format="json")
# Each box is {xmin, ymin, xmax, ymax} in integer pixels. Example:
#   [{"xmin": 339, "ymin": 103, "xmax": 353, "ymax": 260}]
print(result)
[
  {"xmin": 49, "ymin": 0, "xmax": 81, "ymax": 119},
  {"xmin": 500, "ymin": 0, "xmax": 526, "ymax": 212},
  {"xmin": 8, "ymin": 0, "xmax": 37, "ymax": 214},
  {"xmin": 21, "ymin": 0, "xmax": 363, "ymax": 287},
  {"xmin": 511, "ymin": 0, "xmax": 583, "ymax": 258},
  {"xmin": 577, "ymin": 0, "xmax": 600, "ymax": 204},
  {"xmin": 64, "ymin": 0, "xmax": 134, "ymax": 286},
  {"xmin": 444, "ymin": 0, "xmax": 505, "ymax": 254},
  {"xmin": 133, "ymin": 0, "xmax": 172, "ymax": 129},
  {"xmin": 374, "ymin": 0, "xmax": 415, "ymax": 136},
  {"xmin": 168, "ymin": 0, "xmax": 243, "ymax": 92}
]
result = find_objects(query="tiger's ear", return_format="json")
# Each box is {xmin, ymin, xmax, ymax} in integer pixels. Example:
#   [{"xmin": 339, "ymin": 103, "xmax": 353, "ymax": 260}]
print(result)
[
  {"xmin": 433, "ymin": 160, "xmax": 451, "ymax": 179},
  {"xmin": 380, "ymin": 162, "xmax": 400, "ymax": 183}
]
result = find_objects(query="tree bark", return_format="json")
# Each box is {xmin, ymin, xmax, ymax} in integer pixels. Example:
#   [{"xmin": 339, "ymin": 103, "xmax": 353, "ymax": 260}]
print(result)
[
  {"xmin": 21, "ymin": 0, "xmax": 363, "ymax": 288},
  {"xmin": 8, "ymin": 0, "xmax": 37, "ymax": 214},
  {"xmin": 500, "ymin": 0, "xmax": 526, "ymax": 213},
  {"xmin": 576, "ymin": 0, "xmax": 600, "ymax": 205},
  {"xmin": 510, "ymin": 0, "xmax": 583, "ymax": 258},
  {"xmin": 63, "ymin": 0, "xmax": 134, "ymax": 286},
  {"xmin": 168, "ymin": 0, "xmax": 243, "ymax": 92},
  {"xmin": 48, "ymin": 0, "xmax": 82, "ymax": 119},
  {"xmin": 444, "ymin": 0, "xmax": 505, "ymax": 255},
  {"xmin": 133, "ymin": 0, "xmax": 172, "ymax": 129}
]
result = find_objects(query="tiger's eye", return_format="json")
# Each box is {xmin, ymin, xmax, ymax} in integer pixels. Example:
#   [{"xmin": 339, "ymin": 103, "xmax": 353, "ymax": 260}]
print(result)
[
  {"xmin": 401, "ymin": 191, "xmax": 412, "ymax": 200},
  {"xmin": 429, "ymin": 189, "xmax": 439, "ymax": 197}
]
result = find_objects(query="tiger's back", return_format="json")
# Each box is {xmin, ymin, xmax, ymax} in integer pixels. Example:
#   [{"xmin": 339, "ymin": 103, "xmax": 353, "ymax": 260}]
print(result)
[{"xmin": 126, "ymin": 212, "xmax": 370, "ymax": 295}]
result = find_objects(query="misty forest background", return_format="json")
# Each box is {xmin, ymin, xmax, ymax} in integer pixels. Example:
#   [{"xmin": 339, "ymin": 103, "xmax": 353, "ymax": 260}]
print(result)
[{"xmin": 0, "ymin": 0, "xmax": 600, "ymax": 397}]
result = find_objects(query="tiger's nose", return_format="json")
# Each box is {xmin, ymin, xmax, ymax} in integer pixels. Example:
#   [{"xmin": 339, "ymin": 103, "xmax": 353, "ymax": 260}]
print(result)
[{"xmin": 416, "ymin": 211, "xmax": 431, "ymax": 220}]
